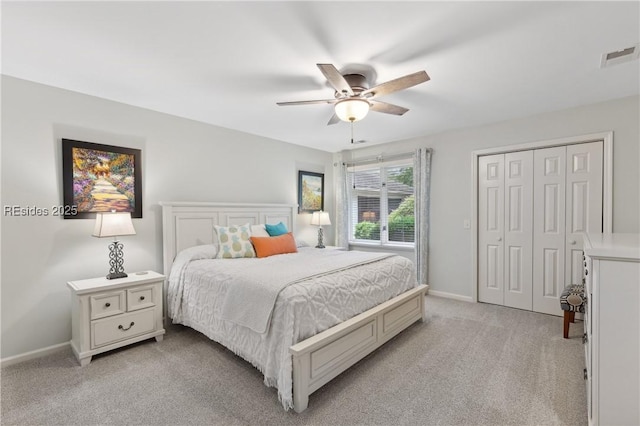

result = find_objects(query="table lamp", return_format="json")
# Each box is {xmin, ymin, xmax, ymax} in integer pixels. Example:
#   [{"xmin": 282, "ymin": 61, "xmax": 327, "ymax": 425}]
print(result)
[
  {"xmin": 93, "ymin": 211, "xmax": 136, "ymax": 279},
  {"xmin": 310, "ymin": 211, "xmax": 331, "ymax": 249}
]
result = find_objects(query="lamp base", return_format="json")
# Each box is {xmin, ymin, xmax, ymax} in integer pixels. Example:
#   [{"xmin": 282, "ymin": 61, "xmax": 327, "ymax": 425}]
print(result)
[
  {"xmin": 316, "ymin": 227, "xmax": 325, "ymax": 249},
  {"xmin": 106, "ymin": 239, "xmax": 128, "ymax": 280},
  {"xmin": 106, "ymin": 272, "xmax": 128, "ymax": 280}
]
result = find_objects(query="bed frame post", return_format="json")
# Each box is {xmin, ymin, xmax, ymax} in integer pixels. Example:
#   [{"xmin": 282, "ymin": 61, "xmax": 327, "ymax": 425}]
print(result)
[{"xmin": 292, "ymin": 353, "xmax": 311, "ymax": 413}]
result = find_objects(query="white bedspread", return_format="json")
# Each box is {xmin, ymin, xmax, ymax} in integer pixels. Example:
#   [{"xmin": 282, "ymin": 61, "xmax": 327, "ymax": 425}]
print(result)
[
  {"xmin": 220, "ymin": 249, "xmax": 394, "ymax": 333},
  {"xmin": 167, "ymin": 246, "xmax": 417, "ymax": 410}
]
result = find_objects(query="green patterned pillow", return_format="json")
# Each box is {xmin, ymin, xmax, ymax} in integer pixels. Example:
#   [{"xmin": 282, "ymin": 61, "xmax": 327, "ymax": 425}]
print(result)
[{"xmin": 214, "ymin": 223, "xmax": 256, "ymax": 259}]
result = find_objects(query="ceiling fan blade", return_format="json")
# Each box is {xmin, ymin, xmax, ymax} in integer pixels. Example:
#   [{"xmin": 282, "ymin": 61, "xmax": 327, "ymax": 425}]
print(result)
[
  {"xmin": 276, "ymin": 99, "xmax": 337, "ymax": 106},
  {"xmin": 327, "ymin": 113, "xmax": 340, "ymax": 125},
  {"xmin": 370, "ymin": 100, "xmax": 409, "ymax": 116},
  {"xmin": 362, "ymin": 70, "xmax": 430, "ymax": 99},
  {"xmin": 317, "ymin": 63, "xmax": 354, "ymax": 96}
]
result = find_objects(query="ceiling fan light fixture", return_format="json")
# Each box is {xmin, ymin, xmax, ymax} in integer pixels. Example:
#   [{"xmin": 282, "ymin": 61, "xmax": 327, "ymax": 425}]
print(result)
[{"xmin": 334, "ymin": 98, "xmax": 370, "ymax": 122}]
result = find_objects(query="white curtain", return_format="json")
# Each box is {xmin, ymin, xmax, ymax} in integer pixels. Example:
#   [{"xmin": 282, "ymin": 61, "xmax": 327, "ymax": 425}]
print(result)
[
  {"xmin": 335, "ymin": 159, "xmax": 350, "ymax": 249},
  {"xmin": 413, "ymin": 148, "xmax": 432, "ymax": 285}
]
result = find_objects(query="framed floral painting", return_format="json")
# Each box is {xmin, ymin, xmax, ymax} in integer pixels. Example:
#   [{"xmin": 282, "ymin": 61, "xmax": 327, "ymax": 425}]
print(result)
[
  {"xmin": 298, "ymin": 170, "xmax": 324, "ymax": 213},
  {"xmin": 62, "ymin": 139, "xmax": 142, "ymax": 219}
]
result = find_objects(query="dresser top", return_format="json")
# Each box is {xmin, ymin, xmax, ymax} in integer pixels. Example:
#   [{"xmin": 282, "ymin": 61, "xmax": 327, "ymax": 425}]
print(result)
[{"xmin": 584, "ymin": 233, "xmax": 640, "ymax": 260}]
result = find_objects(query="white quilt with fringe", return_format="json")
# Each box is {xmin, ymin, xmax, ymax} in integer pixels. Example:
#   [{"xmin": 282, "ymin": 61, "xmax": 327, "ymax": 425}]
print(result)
[{"xmin": 167, "ymin": 246, "xmax": 417, "ymax": 410}]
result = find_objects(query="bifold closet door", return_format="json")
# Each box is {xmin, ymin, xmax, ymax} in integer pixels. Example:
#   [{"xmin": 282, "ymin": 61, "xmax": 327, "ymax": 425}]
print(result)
[
  {"xmin": 532, "ymin": 142, "xmax": 603, "ymax": 315},
  {"xmin": 532, "ymin": 147, "xmax": 566, "ymax": 315},
  {"xmin": 478, "ymin": 151, "xmax": 533, "ymax": 309},
  {"xmin": 478, "ymin": 154, "xmax": 505, "ymax": 306},
  {"xmin": 503, "ymin": 151, "xmax": 533, "ymax": 310},
  {"xmin": 565, "ymin": 142, "xmax": 603, "ymax": 287}
]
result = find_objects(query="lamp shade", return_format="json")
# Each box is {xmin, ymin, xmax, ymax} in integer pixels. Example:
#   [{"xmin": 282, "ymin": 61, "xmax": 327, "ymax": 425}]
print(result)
[
  {"xmin": 92, "ymin": 212, "xmax": 136, "ymax": 238},
  {"xmin": 334, "ymin": 98, "xmax": 370, "ymax": 122},
  {"xmin": 310, "ymin": 211, "xmax": 331, "ymax": 226}
]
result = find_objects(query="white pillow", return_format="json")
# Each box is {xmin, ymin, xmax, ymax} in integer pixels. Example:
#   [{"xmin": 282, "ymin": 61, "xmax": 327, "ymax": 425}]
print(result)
[
  {"xmin": 214, "ymin": 223, "xmax": 256, "ymax": 259},
  {"xmin": 250, "ymin": 224, "xmax": 270, "ymax": 237}
]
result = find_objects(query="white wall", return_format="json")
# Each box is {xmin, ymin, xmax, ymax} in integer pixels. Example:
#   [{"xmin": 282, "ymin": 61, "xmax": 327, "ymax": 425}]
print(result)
[
  {"xmin": 0, "ymin": 76, "xmax": 334, "ymax": 359},
  {"xmin": 340, "ymin": 95, "xmax": 640, "ymax": 299}
]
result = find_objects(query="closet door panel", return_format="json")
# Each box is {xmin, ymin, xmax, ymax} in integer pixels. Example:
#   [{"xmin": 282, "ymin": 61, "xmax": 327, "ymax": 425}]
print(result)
[
  {"xmin": 478, "ymin": 154, "xmax": 504, "ymax": 305},
  {"xmin": 503, "ymin": 151, "xmax": 533, "ymax": 310},
  {"xmin": 565, "ymin": 142, "xmax": 603, "ymax": 286},
  {"xmin": 533, "ymin": 146, "xmax": 566, "ymax": 315}
]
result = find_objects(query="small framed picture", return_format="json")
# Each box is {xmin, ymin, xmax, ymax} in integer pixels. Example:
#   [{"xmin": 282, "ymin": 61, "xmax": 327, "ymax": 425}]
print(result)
[
  {"xmin": 298, "ymin": 170, "xmax": 324, "ymax": 213},
  {"xmin": 62, "ymin": 139, "xmax": 142, "ymax": 219}
]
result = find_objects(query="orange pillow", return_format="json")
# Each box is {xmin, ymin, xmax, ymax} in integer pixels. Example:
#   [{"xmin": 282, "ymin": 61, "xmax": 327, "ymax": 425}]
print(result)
[{"xmin": 250, "ymin": 232, "xmax": 298, "ymax": 258}]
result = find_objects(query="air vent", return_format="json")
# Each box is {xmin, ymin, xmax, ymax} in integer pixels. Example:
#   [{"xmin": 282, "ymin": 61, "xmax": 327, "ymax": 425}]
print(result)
[{"xmin": 600, "ymin": 44, "xmax": 640, "ymax": 68}]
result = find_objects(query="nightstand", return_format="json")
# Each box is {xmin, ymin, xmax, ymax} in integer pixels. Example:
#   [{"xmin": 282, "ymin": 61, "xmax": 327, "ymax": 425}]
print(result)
[{"xmin": 67, "ymin": 271, "xmax": 165, "ymax": 366}]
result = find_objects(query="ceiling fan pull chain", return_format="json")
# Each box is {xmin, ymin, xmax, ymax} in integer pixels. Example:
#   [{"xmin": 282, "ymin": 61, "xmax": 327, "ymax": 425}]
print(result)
[{"xmin": 350, "ymin": 121, "xmax": 354, "ymax": 144}]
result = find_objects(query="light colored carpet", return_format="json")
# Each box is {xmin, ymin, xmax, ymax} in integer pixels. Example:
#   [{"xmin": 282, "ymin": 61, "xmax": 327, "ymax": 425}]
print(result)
[{"xmin": 1, "ymin": 296, "xmax": 587, "ymax": 425}]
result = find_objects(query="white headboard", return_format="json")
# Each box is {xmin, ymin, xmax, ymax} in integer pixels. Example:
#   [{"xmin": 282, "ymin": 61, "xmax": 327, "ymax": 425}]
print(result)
[{"xmin": 160, "ymin": 201, "xmax": 297, "ymax": 278}]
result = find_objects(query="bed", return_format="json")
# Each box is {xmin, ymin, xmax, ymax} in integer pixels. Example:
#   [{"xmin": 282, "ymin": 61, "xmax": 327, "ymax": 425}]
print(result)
[{"xmin": 161, "ymin": 201, "xmax": 428, "ymax": 412}]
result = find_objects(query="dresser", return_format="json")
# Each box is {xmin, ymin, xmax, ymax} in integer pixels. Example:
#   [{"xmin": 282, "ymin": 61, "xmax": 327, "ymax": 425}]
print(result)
[
  {"xmin": 583, "ymin": 233, "xmax": 640, "ymax": 426},
  {"xmin": 67, "ymin": 271, "xmax": 165, "ymax": 366}
]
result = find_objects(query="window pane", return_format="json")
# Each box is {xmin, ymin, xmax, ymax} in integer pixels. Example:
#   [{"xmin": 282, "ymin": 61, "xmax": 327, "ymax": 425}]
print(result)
[
  {"xmin": 355, "ymin": 196, "xmax": 380, "ymax": 240},
  {"xmin": 349, "ymin": 168, "xmax": 381, "ymax": 242},
  {"xmin": 387, "ymin": 166, "xmax": 414, "ymax": 243}
]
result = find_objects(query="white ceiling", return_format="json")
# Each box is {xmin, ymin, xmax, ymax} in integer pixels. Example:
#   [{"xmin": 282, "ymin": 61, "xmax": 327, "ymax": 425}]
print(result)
[{"xmin": 2, "ymin": 1, "xmax": 639, "ymax": 153}]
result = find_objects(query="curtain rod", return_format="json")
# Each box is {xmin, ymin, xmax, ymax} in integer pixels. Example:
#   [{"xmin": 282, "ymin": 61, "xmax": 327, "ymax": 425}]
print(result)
[{"xmin": 342, "ymin": 151, "xmax": 419, "ymax": 167}]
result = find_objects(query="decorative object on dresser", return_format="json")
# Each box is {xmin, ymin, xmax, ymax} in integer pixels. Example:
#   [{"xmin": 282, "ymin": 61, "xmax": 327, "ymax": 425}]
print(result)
[
  {"xmin": 67, "ymin": 271, "xmax": 165, "ymax": 366},
  {"xmin": 92, "ymin": 211, "xmax": 136, "ymax": 279},
  {"xmin": 311, "ymin": 210, "xmax": 331, "ymax": 248},
  {"xmin": 298, "ymin": 170, "xmax": 324, "ymax": 213},
  {"xmin": 61, "ymin": 138, "xmax": 142, "ymax": 219},
  {"xmin": 583, "ymin": 233, "xmax": 640, "ymax": 426},
  {"xmin": 559, "ymin": 283, "xmax": 586, "ymax": 338}
]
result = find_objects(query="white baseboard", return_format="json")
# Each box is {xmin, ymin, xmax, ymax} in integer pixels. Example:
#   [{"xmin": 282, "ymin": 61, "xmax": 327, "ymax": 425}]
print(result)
[
  {"xmin": 427, "ymin": 289, "xmax": 474, "ymax": 303},
  {"xmin": 1, "ymin": 341, "xmax": 70, "ymax": 368}
]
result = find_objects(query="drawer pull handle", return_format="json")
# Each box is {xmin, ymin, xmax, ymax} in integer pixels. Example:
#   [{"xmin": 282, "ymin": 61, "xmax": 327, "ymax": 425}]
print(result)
[
  {"xmin": 584, "ymin": 368, "xmax": 588, "ymax": 380},
  {"xmin": 583, "ymin": 333, "xmax": 588, "ymax": 344},
  {"xmin": 139, "ymin": 296, "xmax": 145, "ymax": 301},
  {"xmin": 118, "ymin": 322, "xmax": 135, "ymax": 331},
  {"xmin": 105, "ymin": 302, "xmax": 111, "ymax": 308},
  {"xmin": 585, "ymin": 270, "xmax": 588, "ymax": 276}
]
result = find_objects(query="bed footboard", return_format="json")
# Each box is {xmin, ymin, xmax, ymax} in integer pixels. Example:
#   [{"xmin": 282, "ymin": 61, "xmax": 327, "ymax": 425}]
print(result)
[{"xmin": 289, "ymin": 284, "xmax": 428, "ymax": 413}]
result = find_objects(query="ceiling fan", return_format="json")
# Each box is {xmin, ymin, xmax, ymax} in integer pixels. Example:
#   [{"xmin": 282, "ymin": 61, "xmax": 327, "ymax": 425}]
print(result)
[{"xmin": 277, "ymin": 63, "xmax": 430, "ymax": 125}]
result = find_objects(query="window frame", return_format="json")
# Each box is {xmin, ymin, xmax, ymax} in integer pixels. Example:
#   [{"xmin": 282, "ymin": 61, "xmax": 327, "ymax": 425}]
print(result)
[{"xmin": 347, "ymin": 158, "xmax": 415, "ymax": 249}]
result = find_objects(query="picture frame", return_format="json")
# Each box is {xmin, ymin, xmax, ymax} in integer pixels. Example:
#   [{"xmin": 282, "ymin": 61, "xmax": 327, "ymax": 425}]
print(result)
[
  {"xmin": 62, "ymin": 139, "xmax": 142, "ymax": 219},
  {"xmin": 298, "ymin": 170, "xmax": 324, "ymax": 213}
]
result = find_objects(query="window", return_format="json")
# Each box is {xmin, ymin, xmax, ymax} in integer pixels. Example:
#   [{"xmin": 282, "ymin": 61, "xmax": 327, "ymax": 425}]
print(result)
[{"xmin": 347, "ymin": 158, "xmax": 415, "ymax": 246}]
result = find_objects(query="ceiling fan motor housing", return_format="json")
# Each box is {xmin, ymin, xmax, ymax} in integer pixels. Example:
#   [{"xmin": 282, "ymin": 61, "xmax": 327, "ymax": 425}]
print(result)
[{"xmin": 336, "ymin": 74, "xmax": 369, "ymax": 97}]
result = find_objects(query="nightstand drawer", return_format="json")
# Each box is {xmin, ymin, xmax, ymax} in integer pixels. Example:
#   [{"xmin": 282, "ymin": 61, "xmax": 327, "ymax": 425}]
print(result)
[
  {"xmin": 127, "ymin": 286, "xmax": 156, "ymax": 311},
  {"xmin": 91, "ymin": 308, "xmax": 156, "ymax": 349},
  {"xmin": 90, "ymin": 291, "xmax": 126, "ymax": 320}
]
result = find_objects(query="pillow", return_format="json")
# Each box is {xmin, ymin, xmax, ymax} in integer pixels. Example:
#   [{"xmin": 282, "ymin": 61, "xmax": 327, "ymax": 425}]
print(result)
[
  {"xmin": 265, "ymin": 222, "xmax": 288, "ymax": 236},
  {"xmin": 250, "ymin": 224, "xmax": 270, "ymax": 237},
  {"xmin": 214, "ymin": 223, "xmax": 256, "ymax": 259},
  {"xmin": 250, "ymin": 232, "xmax": 298, "ymax": 258}
]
